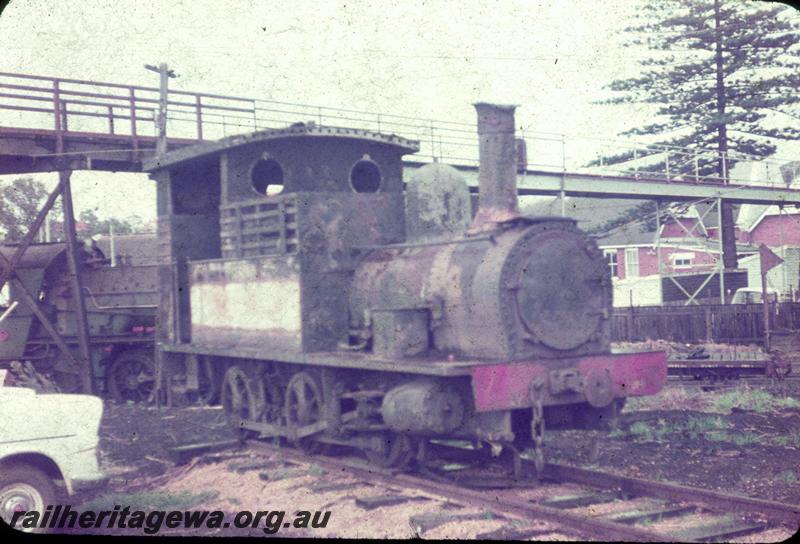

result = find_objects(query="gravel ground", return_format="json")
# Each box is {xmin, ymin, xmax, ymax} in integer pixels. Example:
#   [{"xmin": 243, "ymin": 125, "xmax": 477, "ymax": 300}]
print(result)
[{"xmin": 75, "ymin": 381, "xmax": 800, "ymax": 540}]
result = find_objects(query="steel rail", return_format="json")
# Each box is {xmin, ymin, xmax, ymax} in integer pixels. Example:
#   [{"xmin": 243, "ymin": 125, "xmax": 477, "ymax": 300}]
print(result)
[
  {"xmin": 542, "ymin": 462, "xmax": 800, "ymax": 527},
  {"xmin": 244, "ymin": 440, "xmax": 675, "ymax": 542}
]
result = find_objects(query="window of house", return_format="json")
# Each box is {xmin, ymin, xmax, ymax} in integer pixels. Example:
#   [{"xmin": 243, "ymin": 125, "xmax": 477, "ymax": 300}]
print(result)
[
  {"xmin": 625, "ymin": 248, "xmax": 639, "ymax": 278},
  {"xmin": 672, "ymin": 252, "xmax": 693, "ymax": 269},
  {"xmin": 604, "ymin": 250, "xmax": 619, "ymax": 278}
]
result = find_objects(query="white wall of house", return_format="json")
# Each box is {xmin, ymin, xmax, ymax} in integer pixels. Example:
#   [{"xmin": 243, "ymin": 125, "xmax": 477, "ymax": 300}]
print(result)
[
  {"xmin": 612, "ymin": 274, "xmax": 662, "ymax": 307},
  {"xmin": 739, "ymin": 247, "xmax": 800, "ymax": 300}
]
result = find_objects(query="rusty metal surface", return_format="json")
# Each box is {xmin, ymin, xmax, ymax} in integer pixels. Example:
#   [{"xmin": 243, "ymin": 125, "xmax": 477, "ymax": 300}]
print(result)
[
  {"xmin": 350, "ymin": 217, "xmax": 610, "ymax": 361},
  {"xmin": 0, "ymin": 243, "xmax": 67, "ymax": 270},
  {"xmin": 152, "ymin": 100, "xmax": 669, "ymax": 441},
  {"xmin": 144, "ymin": 125, "xmax": 420, "ymax": 172},
  {"xmin": 0, "ymin": 240, "xmax": 159, "ymax": 396},
  {"xmin": 160, "ymin": 340, "xmax": 478, "ymax": 376},
  {"xmin": 381, "ymin": 379, "xmax": 465, "ymax": 434},
  {"xmin": 470, "ymin": 350, "xmax": 667, "ymax": 412},
  {"xmin": 405, "ymin": 163, "xmax": 471, "ymax": 242},
  {"xmin": 469, "ymin": 103, "xmax": 520, "ymax": 232},
  {"xmin": 372, "ymin": 309, "xmax": 429, "ymax": 358},
  {"xmin": 543, "ymin": 462, "xmax": 800, "ymax": 528}
]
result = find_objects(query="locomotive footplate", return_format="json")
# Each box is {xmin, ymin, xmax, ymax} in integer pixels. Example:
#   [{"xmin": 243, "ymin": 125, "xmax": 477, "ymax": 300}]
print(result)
[{"xmin": 469, "ymin": 350, "xmax": 667, "ymax": 412}]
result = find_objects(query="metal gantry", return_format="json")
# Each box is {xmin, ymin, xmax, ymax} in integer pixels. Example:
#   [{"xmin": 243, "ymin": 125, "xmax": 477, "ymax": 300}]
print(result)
[{"xmin": 0, "ymin": 70, "xmax": 798, "ymax": 204}]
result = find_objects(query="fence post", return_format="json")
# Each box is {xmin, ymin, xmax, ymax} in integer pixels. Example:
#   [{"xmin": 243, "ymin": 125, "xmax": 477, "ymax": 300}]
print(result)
[
  {"xmin": 107, "ymin": 105, "xmax": 115, "ymax": 134},
  {"xmin": 665, "ymin": 149, "xmax": 670, "ymax": 181},
  {"xmin": 694, "ymin": 149, "xmax": 699, "ymax": 183},
  {"xmin": 705, "ymin": 307, "xmax": 713, "ymax": 342},
  {"xmin": 129, "ymin": 89, "xmax": 138, "ymax": 136},
  {"xmin": 53, "ymin": 79, "xmax": 62, "ymax": 133},
  {"xmin": 430, "ymin": 120, "xmax": 435, "ymax": 161},
  {"xmin": 195, "ymin": 95, "xmax": 203, "ymax": 141},
  {"xmin": 61, "ymin": 100, "xmax": 69, "ymax": 132}
]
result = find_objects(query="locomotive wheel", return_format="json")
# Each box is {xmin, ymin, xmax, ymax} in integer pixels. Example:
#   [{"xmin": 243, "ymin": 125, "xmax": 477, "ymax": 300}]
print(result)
[
  {"xmin": 364, "ymin": 433, "xmax": 415, "ymax": 469},
  {"xmin": 106, "ymin": 351, "xmax": 156, "ymax": 404},
  {"xmin": 284, "ymin": 371, "xmax": 324, "ymax": 453},
  {"xmin": 221, "ymin": 366, "xmax": 261, "ymax": 434}
]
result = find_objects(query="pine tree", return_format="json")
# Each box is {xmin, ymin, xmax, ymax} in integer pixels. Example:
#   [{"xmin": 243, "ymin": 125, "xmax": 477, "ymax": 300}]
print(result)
[{"xmin": 597, "ymin": 0, "xmax": 800, "ymax": 268}]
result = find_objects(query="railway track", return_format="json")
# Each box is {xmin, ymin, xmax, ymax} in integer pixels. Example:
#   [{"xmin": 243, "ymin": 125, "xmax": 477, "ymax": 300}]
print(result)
[
  {"xmin": 181, "ymin": 439, "xmax": 800, "ymax": 542},
  {"xmin": 666, "ymin": 374, "xmax": 800, "ymax": 393}
]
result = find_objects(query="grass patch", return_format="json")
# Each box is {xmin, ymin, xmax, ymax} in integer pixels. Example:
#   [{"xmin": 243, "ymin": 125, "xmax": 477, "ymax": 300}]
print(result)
[
  {"xmin": 706, "ymin": 430, "xmax": 731, "ymax": 442},
  {"xmin": 615, "ymin": 415, "xmax": 733, "ymax": 443},
  {"xmin": 627, "ymin": 420, "xmax": 675, "ymax": 442},
  {"xmin": 705, "ymin": 430, "xmax": 760, "ymax": 446},
  {"xmin": 80, "ymin": 490, "xmax": 219, "ymax": 512},
  {"xmin": 625, "ymin": 384, "xmax": 800, "ymax": 414},
  {"xmin": 685, "ymin": 415, "xmax": 727, "ymax": 432},
  {"xmin": 628, "ymin": 421, "xmax": 655, "ymax": 441},
  {"xmin": 625, "ymin": 387, "xmax": 710, "ymax": 412},
  {"xmin": 773, "ymin": 431, "xmax": 800, "ymax": 448},
  {"xmin": 778, "ymin": 470, "xmax": 797, "ymax": 484},
  {"xmin": 710, "ymin": 389, "xmax": 800, "ymax": 414},
  {"xmin": 607, "ymin": 428, "xmax": 626, "ymax": 439},
  {"xmin": 729, "ymin": 432, "xmax": 760, "ymax": 446}
]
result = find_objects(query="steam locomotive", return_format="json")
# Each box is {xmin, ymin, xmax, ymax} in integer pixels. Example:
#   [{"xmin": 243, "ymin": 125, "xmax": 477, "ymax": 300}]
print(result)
[
  {"xmin": 0, "ymin": 242, "xmax": 158, "ymax": 402},
  {"xmin": 146, "ymin": 103, "xmax": 667, "ymax": 468}
]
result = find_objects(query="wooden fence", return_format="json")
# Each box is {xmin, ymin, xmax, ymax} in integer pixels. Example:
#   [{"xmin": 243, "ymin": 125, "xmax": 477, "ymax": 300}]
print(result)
[{"xmin": 611, "ymin": 302, "xmax": 800, "ymax": 345}]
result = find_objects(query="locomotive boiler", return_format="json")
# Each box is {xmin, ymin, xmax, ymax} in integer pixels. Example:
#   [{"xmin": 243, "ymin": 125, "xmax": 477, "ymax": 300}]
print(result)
[{"xmin": 146, "ymin": 103, "xmax": 667, "ymax": 469}]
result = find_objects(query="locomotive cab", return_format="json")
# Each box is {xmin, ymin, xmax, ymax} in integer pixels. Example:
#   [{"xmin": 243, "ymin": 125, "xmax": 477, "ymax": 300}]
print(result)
[{"xmin": 146, "ymin": 125, "xmax": 419, "ymax": 352}]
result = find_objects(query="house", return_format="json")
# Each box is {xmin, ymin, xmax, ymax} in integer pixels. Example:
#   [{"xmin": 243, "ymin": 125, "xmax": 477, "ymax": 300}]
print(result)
[
  {"xmin": 593, "ymin": 212, "xmax": 752, "ymax": 307},
  {"xmin": 736, "ymin": 205, "xmax": 800, "ymax": 300}
]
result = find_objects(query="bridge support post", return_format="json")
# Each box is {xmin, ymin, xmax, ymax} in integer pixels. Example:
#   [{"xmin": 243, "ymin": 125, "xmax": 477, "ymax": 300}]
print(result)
[{"xmin": 59, "ymin": 169, "xmax": 95, "ymax": 394}]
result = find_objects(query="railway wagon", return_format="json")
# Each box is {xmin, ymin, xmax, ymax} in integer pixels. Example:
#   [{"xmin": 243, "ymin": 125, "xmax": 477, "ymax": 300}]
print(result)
[
  {"xmin": 0, "ymin": 243, "xmax": 158, "ymax": 402},
  {"xmin": 146, "ymin": 103, "xmax": 667, "ymax": 469}
]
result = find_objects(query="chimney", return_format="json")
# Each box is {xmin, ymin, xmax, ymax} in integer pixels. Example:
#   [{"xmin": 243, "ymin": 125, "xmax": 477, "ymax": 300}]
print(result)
[{"xmin": 470, "ymin": 102, "xmax": 520, "ymax": 233}]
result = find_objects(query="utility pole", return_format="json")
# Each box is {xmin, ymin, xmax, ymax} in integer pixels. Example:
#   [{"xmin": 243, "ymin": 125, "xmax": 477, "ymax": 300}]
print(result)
[
  {"xmin": 713, "ymin": 0, "xmax": 738, "ymax": 276},
  {"xmin": 144, "ymin": 62, "xmax": 176, "ymax": 409},
  {"xmin": 144, "ymin": 63, "xmax": 177, "ymax": 157}
]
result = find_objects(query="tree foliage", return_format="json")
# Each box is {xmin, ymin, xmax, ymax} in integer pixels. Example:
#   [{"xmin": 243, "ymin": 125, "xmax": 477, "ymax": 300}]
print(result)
[
  {"xmin": 594, "ymin": 0, "xmax": 799, "ymax": 267},
  {"xmin": 77, "ymin": 209, "xmax": 144, "ymax": 238},
  {"xmin": 589, "ymin": 201, "xmax": 660, "ymax": 235},
  {"xmin": 0, "ymin": 177, "xmax": 56, "ymax": 242},
  {"xmin": 600, "ymin": 0, "xmax": 799, "ymax": 173},
  {"xmin": 0, "ymin": 177, "xmax": 146, "ymax": 243}
]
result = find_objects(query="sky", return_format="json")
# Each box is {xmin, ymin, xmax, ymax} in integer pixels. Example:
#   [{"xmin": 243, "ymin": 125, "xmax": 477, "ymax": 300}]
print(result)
[{"xmin": 0, "ymin": 0, "xmax": 797, "ymax": 224}]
